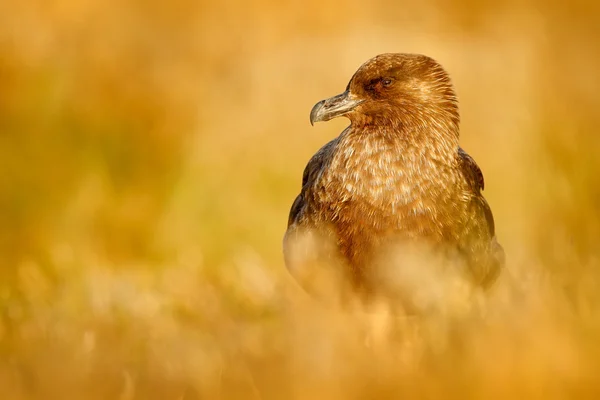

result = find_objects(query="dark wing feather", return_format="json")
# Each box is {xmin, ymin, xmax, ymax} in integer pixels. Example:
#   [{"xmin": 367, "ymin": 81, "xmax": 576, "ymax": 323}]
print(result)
[
  {"xmin": 457, "ymin": 147, "xmax": 504, "ymax": 288},
  {"xmin": 284, "ymin": 139, "xmax": 347, "ymax": 301},
  {"xmin": 287, "ymin": 139, "xmax": 337, "ymax": 228},
  {"xmin": 457, "ymin": 147, "xmax": 494, "ymax": 235},
  {"xmin": 287, "ymin": 195, "xmax": 304, "ymax": 228},
  {"xmin": 458, "ymin": 147, "xmax": 485, "ymax": 191}
]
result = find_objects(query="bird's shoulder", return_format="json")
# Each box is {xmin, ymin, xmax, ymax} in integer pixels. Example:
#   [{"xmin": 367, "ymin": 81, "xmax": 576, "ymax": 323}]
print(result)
[
  {"xmin": 456, "ymin": 147, "xmax": 485, "ymax": 193},
  {"xmin": 454, "ymin": 148, "xmax": 504, "ymax": 287},
  {"xmin": 302, "ymin": 138, "xmax": 338, "ymax": 188},
  {"xmin": 287, "ymin": 138, "xmax": 338, "ymax": 228},
  {"xmin": 454, "ymin": 146, "xmax": 497, "ymax": 237}
]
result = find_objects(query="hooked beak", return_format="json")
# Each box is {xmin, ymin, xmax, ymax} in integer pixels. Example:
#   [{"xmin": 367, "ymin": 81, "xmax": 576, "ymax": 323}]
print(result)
[{"xmin": 310, "ymin": 91, "xmax": 364, "ymax": 126}]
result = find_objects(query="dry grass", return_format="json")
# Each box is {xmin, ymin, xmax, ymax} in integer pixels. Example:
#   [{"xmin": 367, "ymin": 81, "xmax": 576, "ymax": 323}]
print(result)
[{"xmin": 1, "ymin": 0, "xmax": 600, "ymax": 398}]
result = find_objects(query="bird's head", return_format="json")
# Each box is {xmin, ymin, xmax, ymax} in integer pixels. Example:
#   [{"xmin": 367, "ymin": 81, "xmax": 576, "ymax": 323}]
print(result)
[{"xmin": 310, "ymin": 53, "xmax": 460, "ymax": 132}]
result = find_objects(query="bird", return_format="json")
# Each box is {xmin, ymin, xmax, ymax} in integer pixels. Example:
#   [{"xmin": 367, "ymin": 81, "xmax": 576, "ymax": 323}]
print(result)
[{"xmin": 283, "ymin": 53, "xmax": 504, "ymax": 311}]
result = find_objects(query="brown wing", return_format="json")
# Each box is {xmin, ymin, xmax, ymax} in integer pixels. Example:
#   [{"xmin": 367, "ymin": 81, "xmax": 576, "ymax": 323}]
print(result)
[
  {"xmin": 457, "ymin": 147, "xmax": 494, "ymax": 235},
  {"xmin": 284, "ymin": 139, "xmax": 350, "ymax": 301},
  {"xmin": 287, "ymin": 138, "xmax": 337, "ymax": 228},
  {"xmin": 457, "ymin": 147, "xmax": 504, "ymax": 288},
  {"xmin": 458, "ymin": 147, "xmax": 485, "ymax": 191}
]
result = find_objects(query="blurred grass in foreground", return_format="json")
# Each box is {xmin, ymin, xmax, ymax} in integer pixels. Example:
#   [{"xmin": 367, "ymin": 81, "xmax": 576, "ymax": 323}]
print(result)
[{"xmin": 1, "ymin": 0, "xmax": 600, "ymax": 398}]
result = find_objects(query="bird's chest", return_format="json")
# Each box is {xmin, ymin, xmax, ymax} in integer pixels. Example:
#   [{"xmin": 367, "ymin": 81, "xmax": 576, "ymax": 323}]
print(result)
[{"xmin": 309, "ymin": 148, "xmax": 465, "ymax": 241}]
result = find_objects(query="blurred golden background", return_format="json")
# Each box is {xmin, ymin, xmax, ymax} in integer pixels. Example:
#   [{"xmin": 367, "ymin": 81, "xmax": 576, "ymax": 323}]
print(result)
[{"xmin": 1, "ymin": 0, "xmax": 600, "ymax": 398}]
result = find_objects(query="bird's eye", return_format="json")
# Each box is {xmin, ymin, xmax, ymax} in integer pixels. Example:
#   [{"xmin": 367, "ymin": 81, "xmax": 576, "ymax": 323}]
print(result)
[{"xmin": 382, "ymin": 78, "xmax": 393, "ymax": 87}]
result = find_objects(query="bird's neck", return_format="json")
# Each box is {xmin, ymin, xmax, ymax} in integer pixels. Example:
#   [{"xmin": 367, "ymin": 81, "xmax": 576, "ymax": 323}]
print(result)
[{"xmin": 339, "ymin": 122, "xmax": 459, "ymax": 167}]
